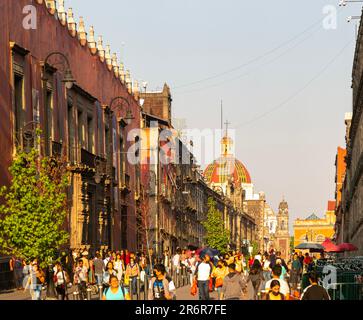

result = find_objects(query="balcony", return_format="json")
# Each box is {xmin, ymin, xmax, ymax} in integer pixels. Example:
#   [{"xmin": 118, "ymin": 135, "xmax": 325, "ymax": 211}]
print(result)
[{"xmin": 81, "ymin": 148, "xmax": 96, "ymax": 168}]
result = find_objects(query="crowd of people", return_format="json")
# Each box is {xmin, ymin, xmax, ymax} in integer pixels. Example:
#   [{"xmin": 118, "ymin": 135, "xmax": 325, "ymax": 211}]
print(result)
[
  {"xmin": 6, "ymin": 247, "xmax": 330, "ymax": 301},
  {"xmin": 8, "ymin": 247, "xmax": 176, "ymax": 300},
  {"xmin": 189, "ymin": 249, "xmax": 331, "ymax": 301}
]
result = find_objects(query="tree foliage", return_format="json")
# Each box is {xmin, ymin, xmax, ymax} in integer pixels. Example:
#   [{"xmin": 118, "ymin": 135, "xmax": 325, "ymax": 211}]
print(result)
[
  {"xmin": 0, "ymin": 148, "xmax": 69, "ymax": 267},
  {"xmin": 202, "ymin": 198, "xmax": 230, "ymax": 254}
]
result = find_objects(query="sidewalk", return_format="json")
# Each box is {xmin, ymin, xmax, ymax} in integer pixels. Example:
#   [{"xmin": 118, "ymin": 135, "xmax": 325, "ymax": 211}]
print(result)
[
  {"xmin": 176, "ymin": 285, "xmax": 218, "ymax": 300},
  {"xmin": 0, "ymin": 289, "xmax": 31, "ymax": 300}
]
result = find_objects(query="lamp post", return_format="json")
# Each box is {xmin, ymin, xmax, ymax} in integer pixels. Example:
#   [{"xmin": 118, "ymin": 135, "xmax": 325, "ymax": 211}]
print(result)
[
  {"xmin": 41, "ymin": 52, "xmax": 75, "ymax": 156},
  {"xmin": 16, "ymin": 120, "xmax": 40, "ymax": 152},
  {"xmin": 339, "ymin": 0, "xmax": 363, "ymax": 6}
]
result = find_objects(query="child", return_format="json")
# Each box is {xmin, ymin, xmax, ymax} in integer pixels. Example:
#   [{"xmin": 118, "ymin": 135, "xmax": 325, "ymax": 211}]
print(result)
[{"xmin": 266, "ymin": 280, "xmax": 285, "ymax": 300}]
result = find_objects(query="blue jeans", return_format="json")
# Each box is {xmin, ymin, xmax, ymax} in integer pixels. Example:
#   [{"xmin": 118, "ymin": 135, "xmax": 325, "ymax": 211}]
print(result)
[
  {"xmin": 31, "ymin": 285, "xmax": 42, "ymax": 300},
  {"xmin": 263, "ymin": 271, "xmax": 271, "ymax": 281},
  {"xmin": 131, "ymin": 276, "xmax": 138, "ymax": 295},
  {"xmin": 198, "ymin": 280, "xmax": 210, "ymax": 300},
  {"xmin": 95, "ymin": 274, "xmax": 103, "ymax": 286}
]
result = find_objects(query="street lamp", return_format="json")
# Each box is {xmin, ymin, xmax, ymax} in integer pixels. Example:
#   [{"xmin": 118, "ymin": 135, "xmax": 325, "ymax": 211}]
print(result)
[
  {"xmin": 109, "ymin": 96, "xmax": 135, "ymax": 125},
  {"xmin": 139, "ymin": 81, "xmax": 148, "ymax": 108},
  {"xmin": 16, "ymin": 120, "xmax": 40, "ymax": 151},
  {"xmin": 41, "ymin": 52, "xmax": 75, "ymax": 89},
  {"xmin": 339, "ymin": 0, "xmax": 363, "ymax": 6},
  {"xmin": 41, "ymin": 52, "xmax": 75, "ymax": 156},
  {"xmin": 347, "ymin": 15, "xmax": 361, "ymax": 22}
]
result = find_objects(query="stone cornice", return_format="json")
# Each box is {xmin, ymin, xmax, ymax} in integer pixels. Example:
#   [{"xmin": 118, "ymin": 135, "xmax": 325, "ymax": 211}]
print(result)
[{"xmin": 34, "ymin": 0, "xmax": 140, "ymax": 105}]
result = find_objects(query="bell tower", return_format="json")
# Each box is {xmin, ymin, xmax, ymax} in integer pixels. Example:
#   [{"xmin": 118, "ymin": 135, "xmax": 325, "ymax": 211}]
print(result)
[
  {"xmin": 277, "ymin": 198, "xmax": 289, "ymax": 235},
  {"xmin": 275, "ymin": 197, "xmax": 290, "ymax": 259}
]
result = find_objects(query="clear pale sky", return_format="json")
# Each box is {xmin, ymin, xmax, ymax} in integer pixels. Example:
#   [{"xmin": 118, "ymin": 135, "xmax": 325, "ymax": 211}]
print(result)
[{"xmin": 69, "ymin": 0, "xmax": 359, "ymax": 232}]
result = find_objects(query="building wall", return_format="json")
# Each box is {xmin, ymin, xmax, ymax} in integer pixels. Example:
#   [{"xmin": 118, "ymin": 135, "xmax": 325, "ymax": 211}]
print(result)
[
  {"xmin": 294, "ymin": 213, "xmax": 336, "ymax": 248},
  {"xmin": 341, "ymin": 12, "xmax": 363, "ymax": 256},
  {"xmin": 0, "ymin": 0, "xmax": 141, "ymax": 251}
]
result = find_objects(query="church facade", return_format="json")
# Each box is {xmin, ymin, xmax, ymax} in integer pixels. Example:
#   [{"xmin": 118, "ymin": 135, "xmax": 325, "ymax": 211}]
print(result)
[{"xmin": 203, "ymin": 131, "xmax": 290, "ymax": 256}]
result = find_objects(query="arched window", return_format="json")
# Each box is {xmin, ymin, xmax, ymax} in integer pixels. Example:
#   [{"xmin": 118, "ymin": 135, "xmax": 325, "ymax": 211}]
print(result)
[{"xmin": 316, "ymin": 235, "xmax": 325, "ymax": 243}]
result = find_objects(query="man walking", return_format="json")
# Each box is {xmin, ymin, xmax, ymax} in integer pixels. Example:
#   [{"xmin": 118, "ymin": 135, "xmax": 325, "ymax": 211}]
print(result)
[
  {"xmin": 195, "ymin": 254, "xmax": 213, "ymax": 300},
  {"xmin": 220, "ymin": 263, "xmax": 248, "ymax": 300},
  {"xmin": 300, "ymin": 272, "xmax": 330, "ymax": 300},
  {"xmin": 93, "ymin": 253, "xmax": 104, "ymax": 286},
  {"xmin": 73, "ymin": 259, "xmax": 88, "ymax": 300}
]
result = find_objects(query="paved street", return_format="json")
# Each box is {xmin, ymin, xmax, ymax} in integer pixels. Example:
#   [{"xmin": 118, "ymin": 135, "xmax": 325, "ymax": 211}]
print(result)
[
  {"xmin": 175, "ymin": 285, "xmax": 218, "ymax": 301},
  {"xmin": 0, "ymin": 284, "xmax": 219, "ymax": 301}
]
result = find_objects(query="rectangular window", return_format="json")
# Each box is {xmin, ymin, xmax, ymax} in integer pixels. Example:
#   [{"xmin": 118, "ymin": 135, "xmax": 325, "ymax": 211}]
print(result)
[
  {"xmin": 105, "ymin": 126, "xmax": 110, "ymax": 158},
  {"xmin": 68, "ymin": 103, "xmax": 74, "ymax": 162},
  {"xmin": 87, "ymin": 116, "xmax": 94, "ymax": 153},
  {"xmin": 78, "ymin": 110, "xmax": 83, "ymax": 149},
  {"xmin": 121, "ymin": 206, "xmax": 128, "ymax": 248},
  {"xmin": 14, "ymin": 74, "xmax": 24, "ymax": 147},
  {"xmin": 119, "ymin": 132, "xmax": 124, "ymax": 184},
  {"xmin": 46, "ymin": 89, "xmax": 53, "ymax": 153}
]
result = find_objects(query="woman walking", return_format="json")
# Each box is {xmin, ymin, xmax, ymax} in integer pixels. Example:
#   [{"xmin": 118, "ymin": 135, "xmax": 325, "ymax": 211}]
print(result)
[
  {"xmin": 212, "ymin": 260, "xmax": 228, "ymax": 300},
  {"xmin": 102, "ymin": 275, "xmax": 130, "ymax": 300},
  {"xmin": 54, "ymin": 262, "xmax": 69, "ymax": 300},
  {"xmin": 125, "ymin": 257, "xmax": 140, "ymax": 296},
  {"xmin": 248, "ymin": 259, "xmax": 264, "ymax": 300},
  {"xmin": 114, "ymin": 253, "xmax": 124, "ymax": 284},
  {"xmin": 25, "ymin": 263, "xmax": 45, "ymax": 300},
  {"xmin": 103, "ymin": 261, "xmax": 117, "ymax": 291}
]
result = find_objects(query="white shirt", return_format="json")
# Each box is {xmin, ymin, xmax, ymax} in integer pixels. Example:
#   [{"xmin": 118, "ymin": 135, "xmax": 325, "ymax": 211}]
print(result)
[
  {"xmin": 255, "ymin": 254, "xmax": 262, "ymax": 262},
  {"xmin": 189, "ymin": 257, "xmax": 197, "ymax": 272},
  {"xmin": 103, "ymin": 257, "xmax": 110, "ymax": 267},
  {"xmin": 265, "ymin": 278, "xmax": 290, "ymax": 296},
  {"xmin": 55, "ymin": 271, "xmax": 65, "ymax": 285},
  {"xmin": 197, "ymin": 262, "xmax": 211, "ymax": 281},
  {"xmin": 172, "ymin": 254, "xmax": 180, "ymax": 267},
  {"xmin": 263, "ymin": 260, "xmax": 271, "ymax": 270}
]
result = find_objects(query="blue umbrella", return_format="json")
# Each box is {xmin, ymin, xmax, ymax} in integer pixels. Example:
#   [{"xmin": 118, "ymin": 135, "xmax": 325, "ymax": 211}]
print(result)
[{"xmin": 198, "ymin": 247, "xmax": 220, "ymax": 258}]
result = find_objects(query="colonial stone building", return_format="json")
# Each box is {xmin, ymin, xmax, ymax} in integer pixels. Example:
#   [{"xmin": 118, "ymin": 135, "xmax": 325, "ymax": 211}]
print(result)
[
  {"xmin": 203, "ymin": 132, "xmax": 258, "ymax": 250},
  {"xmin": 0, "ymin": 0, "xmax": 143, "ymax": 252},
  {"xmin": 140, "ymin": 87, "xmax": 236, "ymax": 254},
  {"xmin": 340, "ymin": 9, "xmax": 363, "ymax": 255},
  {"xmin": 294, "ymin": 201, "xmax": 336, "ymax": 248}
]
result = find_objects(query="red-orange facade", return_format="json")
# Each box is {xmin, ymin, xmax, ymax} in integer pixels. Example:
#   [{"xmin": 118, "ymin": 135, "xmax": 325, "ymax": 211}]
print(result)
[{"xmin": 0, "ymin": 0, "xmax": 143, "ymax": 251}]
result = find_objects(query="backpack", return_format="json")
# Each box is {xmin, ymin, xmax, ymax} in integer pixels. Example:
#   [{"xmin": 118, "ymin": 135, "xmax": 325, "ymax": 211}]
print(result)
[{"xmin": 153, "ymin": 279, "xmax": 166, "ymax": 300}]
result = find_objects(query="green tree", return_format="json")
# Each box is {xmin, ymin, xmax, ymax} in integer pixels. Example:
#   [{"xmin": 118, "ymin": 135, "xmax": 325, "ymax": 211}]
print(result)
[
  {"xmin": 0, "ymin": 147, "xmax": 69, "ymax": 268},
  {"xmin": 290, "ymin": 236, "xmax": 295, "ymax": 253},
  {"xmin": 202, "ymin": 198, "xmax": 230, "ymax": 254},
  {"xmin": 250, "ymin": 240, "xmax": 260, "ymax": 257}
]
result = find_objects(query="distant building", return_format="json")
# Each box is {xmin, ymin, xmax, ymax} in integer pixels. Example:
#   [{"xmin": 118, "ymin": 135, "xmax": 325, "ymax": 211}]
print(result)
[
  {"xmin": 203, "ymin": 131, "xmax": 290, "ymax": 255},
  {"xmin": 203, "ymin": 133, "xmax": 256, "ymax": 250},
  {"xmin": 294, "ymin": 201, "xmax": 336, "ymax": 248},
  {"xmin": 333, "ymin": 145, "xmax": 347, "ymax": 244},
  {"xmin": 274, "ymin": 199, "xmax": 291, "ymax": 259}
]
